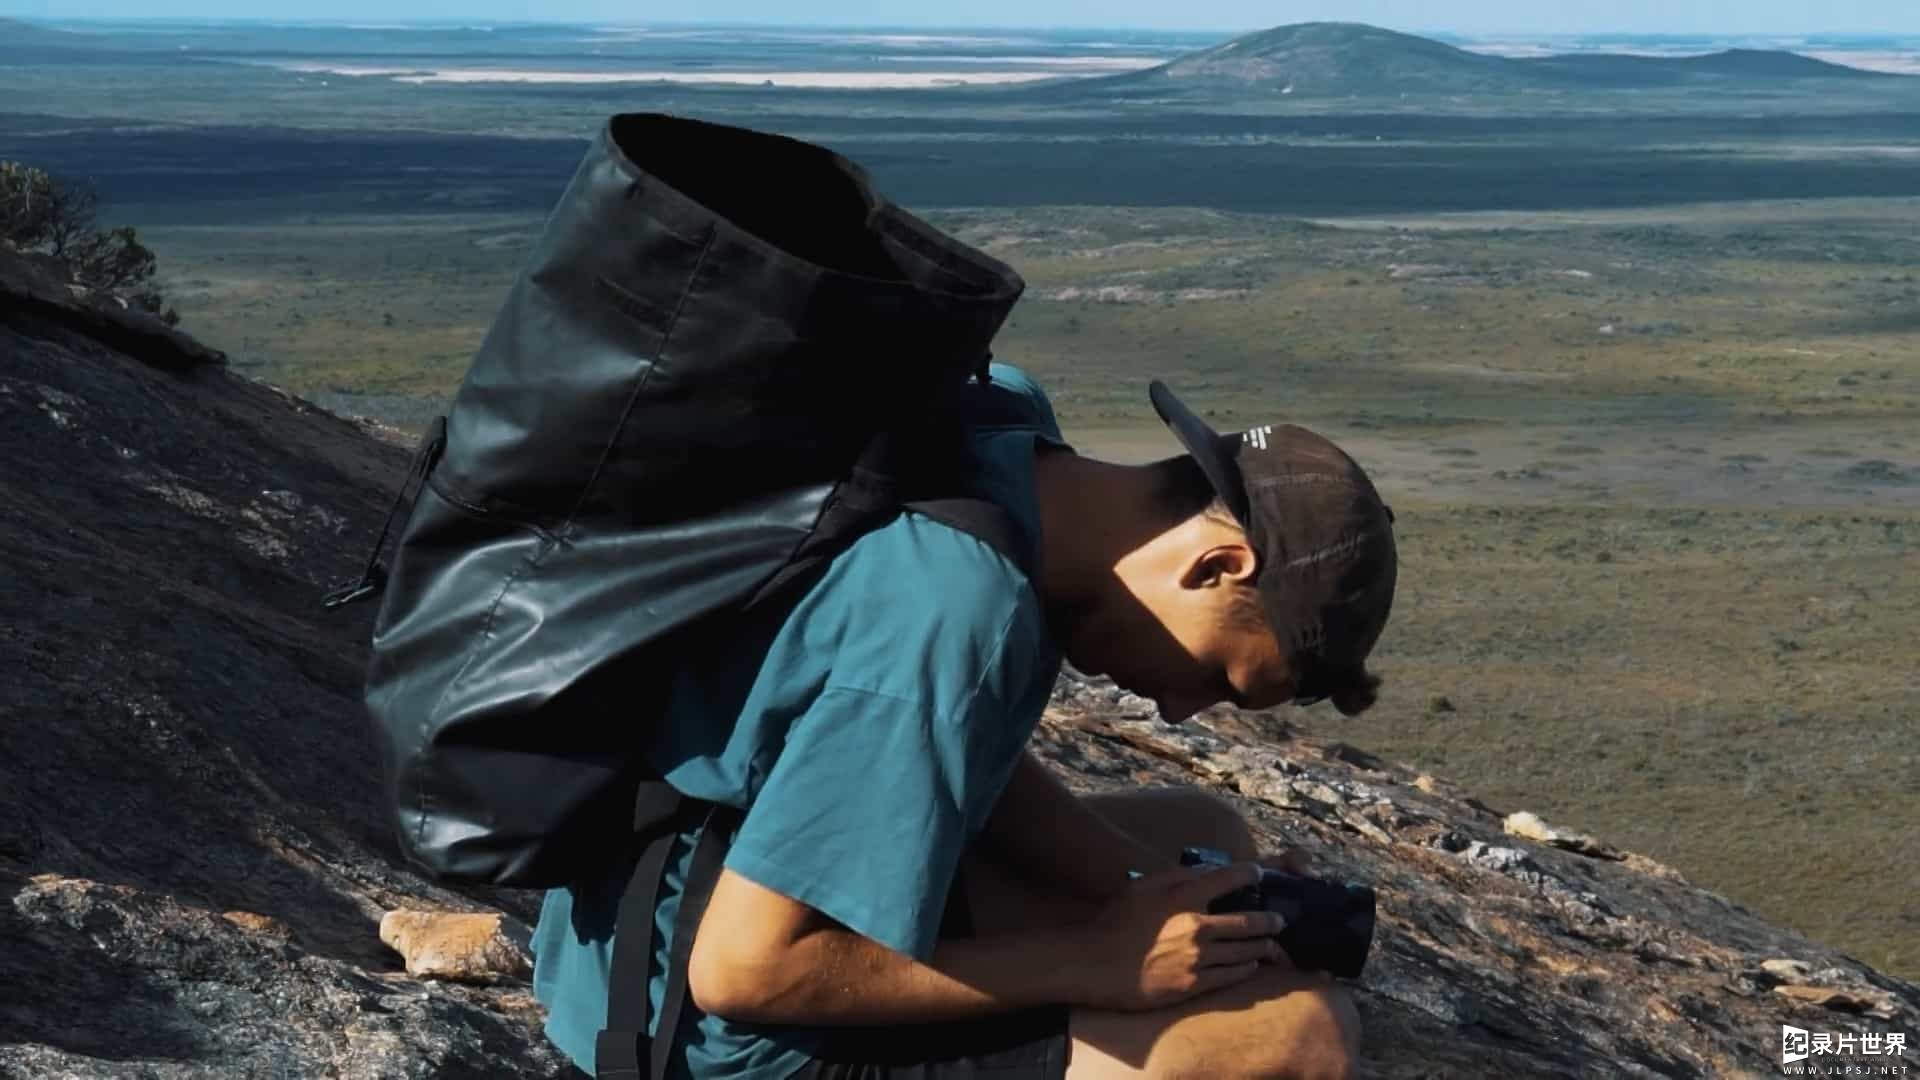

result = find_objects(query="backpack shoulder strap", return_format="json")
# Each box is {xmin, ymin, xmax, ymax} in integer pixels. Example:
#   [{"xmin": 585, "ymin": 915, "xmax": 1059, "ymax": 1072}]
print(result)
[
  {"xmin": 595, "ymin": 787, "xmax": 745, "ymax": 1080},
  {"xmin": 594, "ymin": 783, "xmax": 691, "ymax": 1079},
  {"xmin": 901, "ymin": 496, "xmax": 1033, "ymax": 578}
]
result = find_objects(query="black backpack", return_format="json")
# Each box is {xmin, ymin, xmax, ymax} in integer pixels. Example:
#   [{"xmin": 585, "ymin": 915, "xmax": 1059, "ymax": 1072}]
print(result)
[{"xmin": 326, "ymin": 113, "xmax": 1035, "ymax": 1078}]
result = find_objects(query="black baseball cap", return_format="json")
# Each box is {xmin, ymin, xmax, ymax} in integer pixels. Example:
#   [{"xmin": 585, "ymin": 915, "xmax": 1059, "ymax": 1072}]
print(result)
[{"xmin": 1148, "ymin": 380, "xmax": 1398, "ymax": 715}]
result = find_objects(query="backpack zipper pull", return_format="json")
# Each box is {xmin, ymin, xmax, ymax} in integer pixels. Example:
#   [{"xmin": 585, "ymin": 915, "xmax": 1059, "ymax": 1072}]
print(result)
[
  {"xmin": 322, "ymin": 414, "xmax": 448, "ymax": 610},
  {"xmin": 973, "ymin": 348, "xmax": 994, "ymax": 385}
]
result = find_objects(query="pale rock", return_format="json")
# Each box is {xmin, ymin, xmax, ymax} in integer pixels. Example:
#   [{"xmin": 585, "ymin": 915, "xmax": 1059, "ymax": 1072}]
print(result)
[
  {"xmin": 1503, "ymin": 810, "xmax": 1625, "ymax": 861},
  {"xmin": 379, "ymin": 909, "xmax": 533, "ymax": 984},
  {"xmin": 1763, "ymin": 957, "xmax": 1817, "ymax": 982},
  {"xmin": 222, "ymin": 910, "xmax": 295, "ymax": 944},
  {"xmin": 1774, "ymin": 983, "xmax": 1900, "ymax": 1018},
  {"xmin": 1463, "ymin": 840, "xmax": 1536, "ymax": 875},
  {"xmin": 1622, "ymin": 851, "xmax": 1691, "ymax": 884}
]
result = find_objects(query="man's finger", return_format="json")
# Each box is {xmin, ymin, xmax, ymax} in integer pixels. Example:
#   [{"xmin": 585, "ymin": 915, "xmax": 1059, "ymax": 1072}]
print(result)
[
  {"xmin": 1184, "ymin": 959, "xmax": 1262, "ymax": 1000},
  {"xmin": 1260, "ymin": 942, "xmax": 1297, "ymax": 970},
  {"xmin": 1174, "ymin": 861, "xmax": 1261, "ymax": 905},
  {"xmin": 1194, "ymin": 911, "xmax": 1287, "ymax": 941},
  {"xmin": 1199, "ymin": 937, "xmax": 1281, "ymax": 969}
]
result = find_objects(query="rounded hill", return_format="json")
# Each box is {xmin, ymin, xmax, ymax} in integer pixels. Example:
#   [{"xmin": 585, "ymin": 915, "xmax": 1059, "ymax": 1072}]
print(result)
[
  {"xmin": 1037, "ymin": 21, "xmax": 1901, "ymax": 104},
  {"xmin": 1145, "ymin": 21, "xmax": 1529, "ymax": 96}
]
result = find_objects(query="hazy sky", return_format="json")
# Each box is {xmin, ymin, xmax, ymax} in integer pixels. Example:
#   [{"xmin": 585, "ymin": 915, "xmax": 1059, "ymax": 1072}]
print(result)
[{"xmin": 8, "ymin": 1, "xmax": 1919, "ymax": 36}]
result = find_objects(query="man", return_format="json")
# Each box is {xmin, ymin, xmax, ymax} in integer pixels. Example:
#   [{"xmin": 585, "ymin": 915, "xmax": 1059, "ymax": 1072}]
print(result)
[{"xmin": 532, "ymin": 361, "xmax": 1396, "ymax": 1080}]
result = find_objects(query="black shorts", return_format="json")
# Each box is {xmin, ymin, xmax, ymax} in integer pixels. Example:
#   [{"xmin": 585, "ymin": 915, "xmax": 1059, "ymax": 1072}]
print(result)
[
  {"xmin": 792, "ymin": 1003, "xmax": 1069, "ymax": 1078},
  {"xmin": 567, "ymin": 1015, "xmax": 1068, "ymax": 1080}
]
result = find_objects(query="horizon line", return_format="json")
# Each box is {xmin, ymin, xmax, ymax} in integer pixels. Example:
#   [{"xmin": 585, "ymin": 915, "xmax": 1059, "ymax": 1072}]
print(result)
[{"xmin": 10, "ymin": 15, "xmax": 1920, "ymax": 39}]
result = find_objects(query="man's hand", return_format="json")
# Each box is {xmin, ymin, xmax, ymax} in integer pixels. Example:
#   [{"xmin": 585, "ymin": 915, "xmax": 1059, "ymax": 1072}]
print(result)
[{"xmin": 1065, "ymin": 861, "xmax": 1288, "ymax": 1012}]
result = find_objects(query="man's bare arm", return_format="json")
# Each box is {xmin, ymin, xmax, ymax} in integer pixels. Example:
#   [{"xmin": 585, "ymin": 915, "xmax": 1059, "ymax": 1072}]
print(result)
[
  {"xmin": 687, "ymin": 862, "xmax": 1282, "ymax": 1027},
  {"xmin": 974, "ymin": 750, "xmax": 1179, "ymax": 904},
  {"xmin": 688, "ymin": 868, "xmax": 1081, "ymax": 1025}
]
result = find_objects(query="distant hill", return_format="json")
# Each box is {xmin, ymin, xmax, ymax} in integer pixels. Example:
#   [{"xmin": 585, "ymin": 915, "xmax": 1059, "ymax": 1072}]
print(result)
[
  {"xmin": 1527, "ymin": 47, "xmax": 1884, "ymax": 87},
  {"xmin": 1048, "ymin": 21, "xmax": 1900, "ymax": 102},
  {"xmin": 0, "ymin": 18, "xmax": 70, "ymax": 45},
  {"xmin": 1142, "ymin": 22, "xmax": 1525, "ymax": 96},
  {"xmin": 0, "ymin": 18, "xmax": 181, "ymax": 64},
  {"xmin": 0, "ymin": 18, "xmax": 111, "ymax": 48}
]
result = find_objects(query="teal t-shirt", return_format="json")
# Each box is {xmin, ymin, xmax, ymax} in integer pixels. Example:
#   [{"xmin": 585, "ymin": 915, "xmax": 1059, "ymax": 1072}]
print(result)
[{"xmin": 530, "ymin": 363, "xmax": 1069, "ymax": 1079}]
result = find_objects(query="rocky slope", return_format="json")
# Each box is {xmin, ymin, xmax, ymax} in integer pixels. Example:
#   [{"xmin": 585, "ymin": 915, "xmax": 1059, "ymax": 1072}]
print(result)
[
  {"xmin": 3, "ymin": 247, "xmax": 1916, "ymax": 1077},
  {"xmin": 0, "ymin": 246, "xmax": 569, "ymax": 1078}
]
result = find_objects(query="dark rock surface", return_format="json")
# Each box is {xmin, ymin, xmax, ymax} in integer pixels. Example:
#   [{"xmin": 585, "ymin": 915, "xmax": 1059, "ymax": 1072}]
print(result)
[
  {"xmin": 3, "ymin": 248, "xmax": 1916, "ymax": 1077},
  {"xmin": 0, "ymin": 246, "xmax": 567, "ymax": 1079}
]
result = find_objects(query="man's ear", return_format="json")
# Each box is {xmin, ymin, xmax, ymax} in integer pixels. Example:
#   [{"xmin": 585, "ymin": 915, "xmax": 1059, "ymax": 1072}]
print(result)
[{"xmin": 1178, "ymin": 540, "xmax": 1258, "ymax": 591}]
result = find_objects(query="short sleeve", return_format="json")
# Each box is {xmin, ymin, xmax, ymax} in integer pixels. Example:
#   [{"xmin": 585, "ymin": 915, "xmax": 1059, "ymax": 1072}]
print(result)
[
  {"xmin": 985, "ymin": 362, "xmax": 1065, "ymax": 442},
  {"xmin": 720, "ymin": 555, "xmax": 1049, "ymax": 961}
]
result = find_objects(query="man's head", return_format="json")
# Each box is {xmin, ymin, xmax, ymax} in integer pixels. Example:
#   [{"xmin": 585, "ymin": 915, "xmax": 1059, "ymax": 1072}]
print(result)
[{"xmin": 1048, "ymin": 381, "xmax": 1397, "ymax": 724}]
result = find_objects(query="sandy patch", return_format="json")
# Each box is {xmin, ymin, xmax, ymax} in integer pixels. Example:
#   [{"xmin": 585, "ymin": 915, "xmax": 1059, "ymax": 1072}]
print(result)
[
  {"xmin": 1389, "ymin": 263, "xmax": 1463, "ymax": 280},
  {"xmin": 1064, "ymin": 238, "xmax": 1202, "ymax": 259},
  {"xmin": 1413, "ymin": 362, "xmax": 1571, "ymax": 384},
  {"xmin": 974, "ymin": 232, "xmax": 1042, "ymax": 248},
  {"xmin": 269, "ymin": 62, "xmax": 1125, "ymax": 88},
  {"xmin": 872, "ymin": 56, "xmax": 1160, "ymax": 69},
  {"xmin": 1041, "ymin": 285, "xmax": 1250, "ymax": 303},
  {"xmin": 1804, "ymin": 51, "xmax": 1920, "ymax": 75},
  {"xmin": 578, "ymin": 30, "xmax": 1042, "ymax": 47}
]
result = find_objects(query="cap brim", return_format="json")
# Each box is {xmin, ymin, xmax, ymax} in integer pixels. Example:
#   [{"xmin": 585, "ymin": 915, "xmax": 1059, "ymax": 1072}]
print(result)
[{"xmin": 1149, "ymin": 380, "xmax": 1250, "ymax": 525}]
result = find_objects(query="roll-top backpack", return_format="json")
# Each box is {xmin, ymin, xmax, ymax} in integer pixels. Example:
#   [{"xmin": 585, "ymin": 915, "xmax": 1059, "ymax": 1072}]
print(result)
[{"xmin": 325, "ymin": 112, "xmax": 1034, "ymax": 1078}]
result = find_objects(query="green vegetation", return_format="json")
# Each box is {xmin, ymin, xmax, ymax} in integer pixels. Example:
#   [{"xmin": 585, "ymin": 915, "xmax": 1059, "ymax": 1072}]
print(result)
[
  {"xmin": 1, "ymin": 161, "xmax": 177, "ymax": 323},
  {"xmin": 139, "ymin": 212, "xmax": 526, "ymax": 425},
  {"xmin": 1366, "ymin": 500, "xmax": 1918, "ymax": 978},
  {"xmin": 141, "ymin": 200, "xmax": 1920, "ymax": 435}
]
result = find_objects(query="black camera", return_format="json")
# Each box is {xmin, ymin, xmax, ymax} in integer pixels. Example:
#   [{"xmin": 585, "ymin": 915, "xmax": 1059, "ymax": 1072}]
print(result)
[{"xmin": 1180, "ymin": 846, "xmax": 1376, "ymax": 980}]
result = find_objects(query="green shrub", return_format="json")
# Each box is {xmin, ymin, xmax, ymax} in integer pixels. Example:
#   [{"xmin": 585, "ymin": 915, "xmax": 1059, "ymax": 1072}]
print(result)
[{"xmin": 1, "ymin": 161, "xmax": 177, "ymax": 325}]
